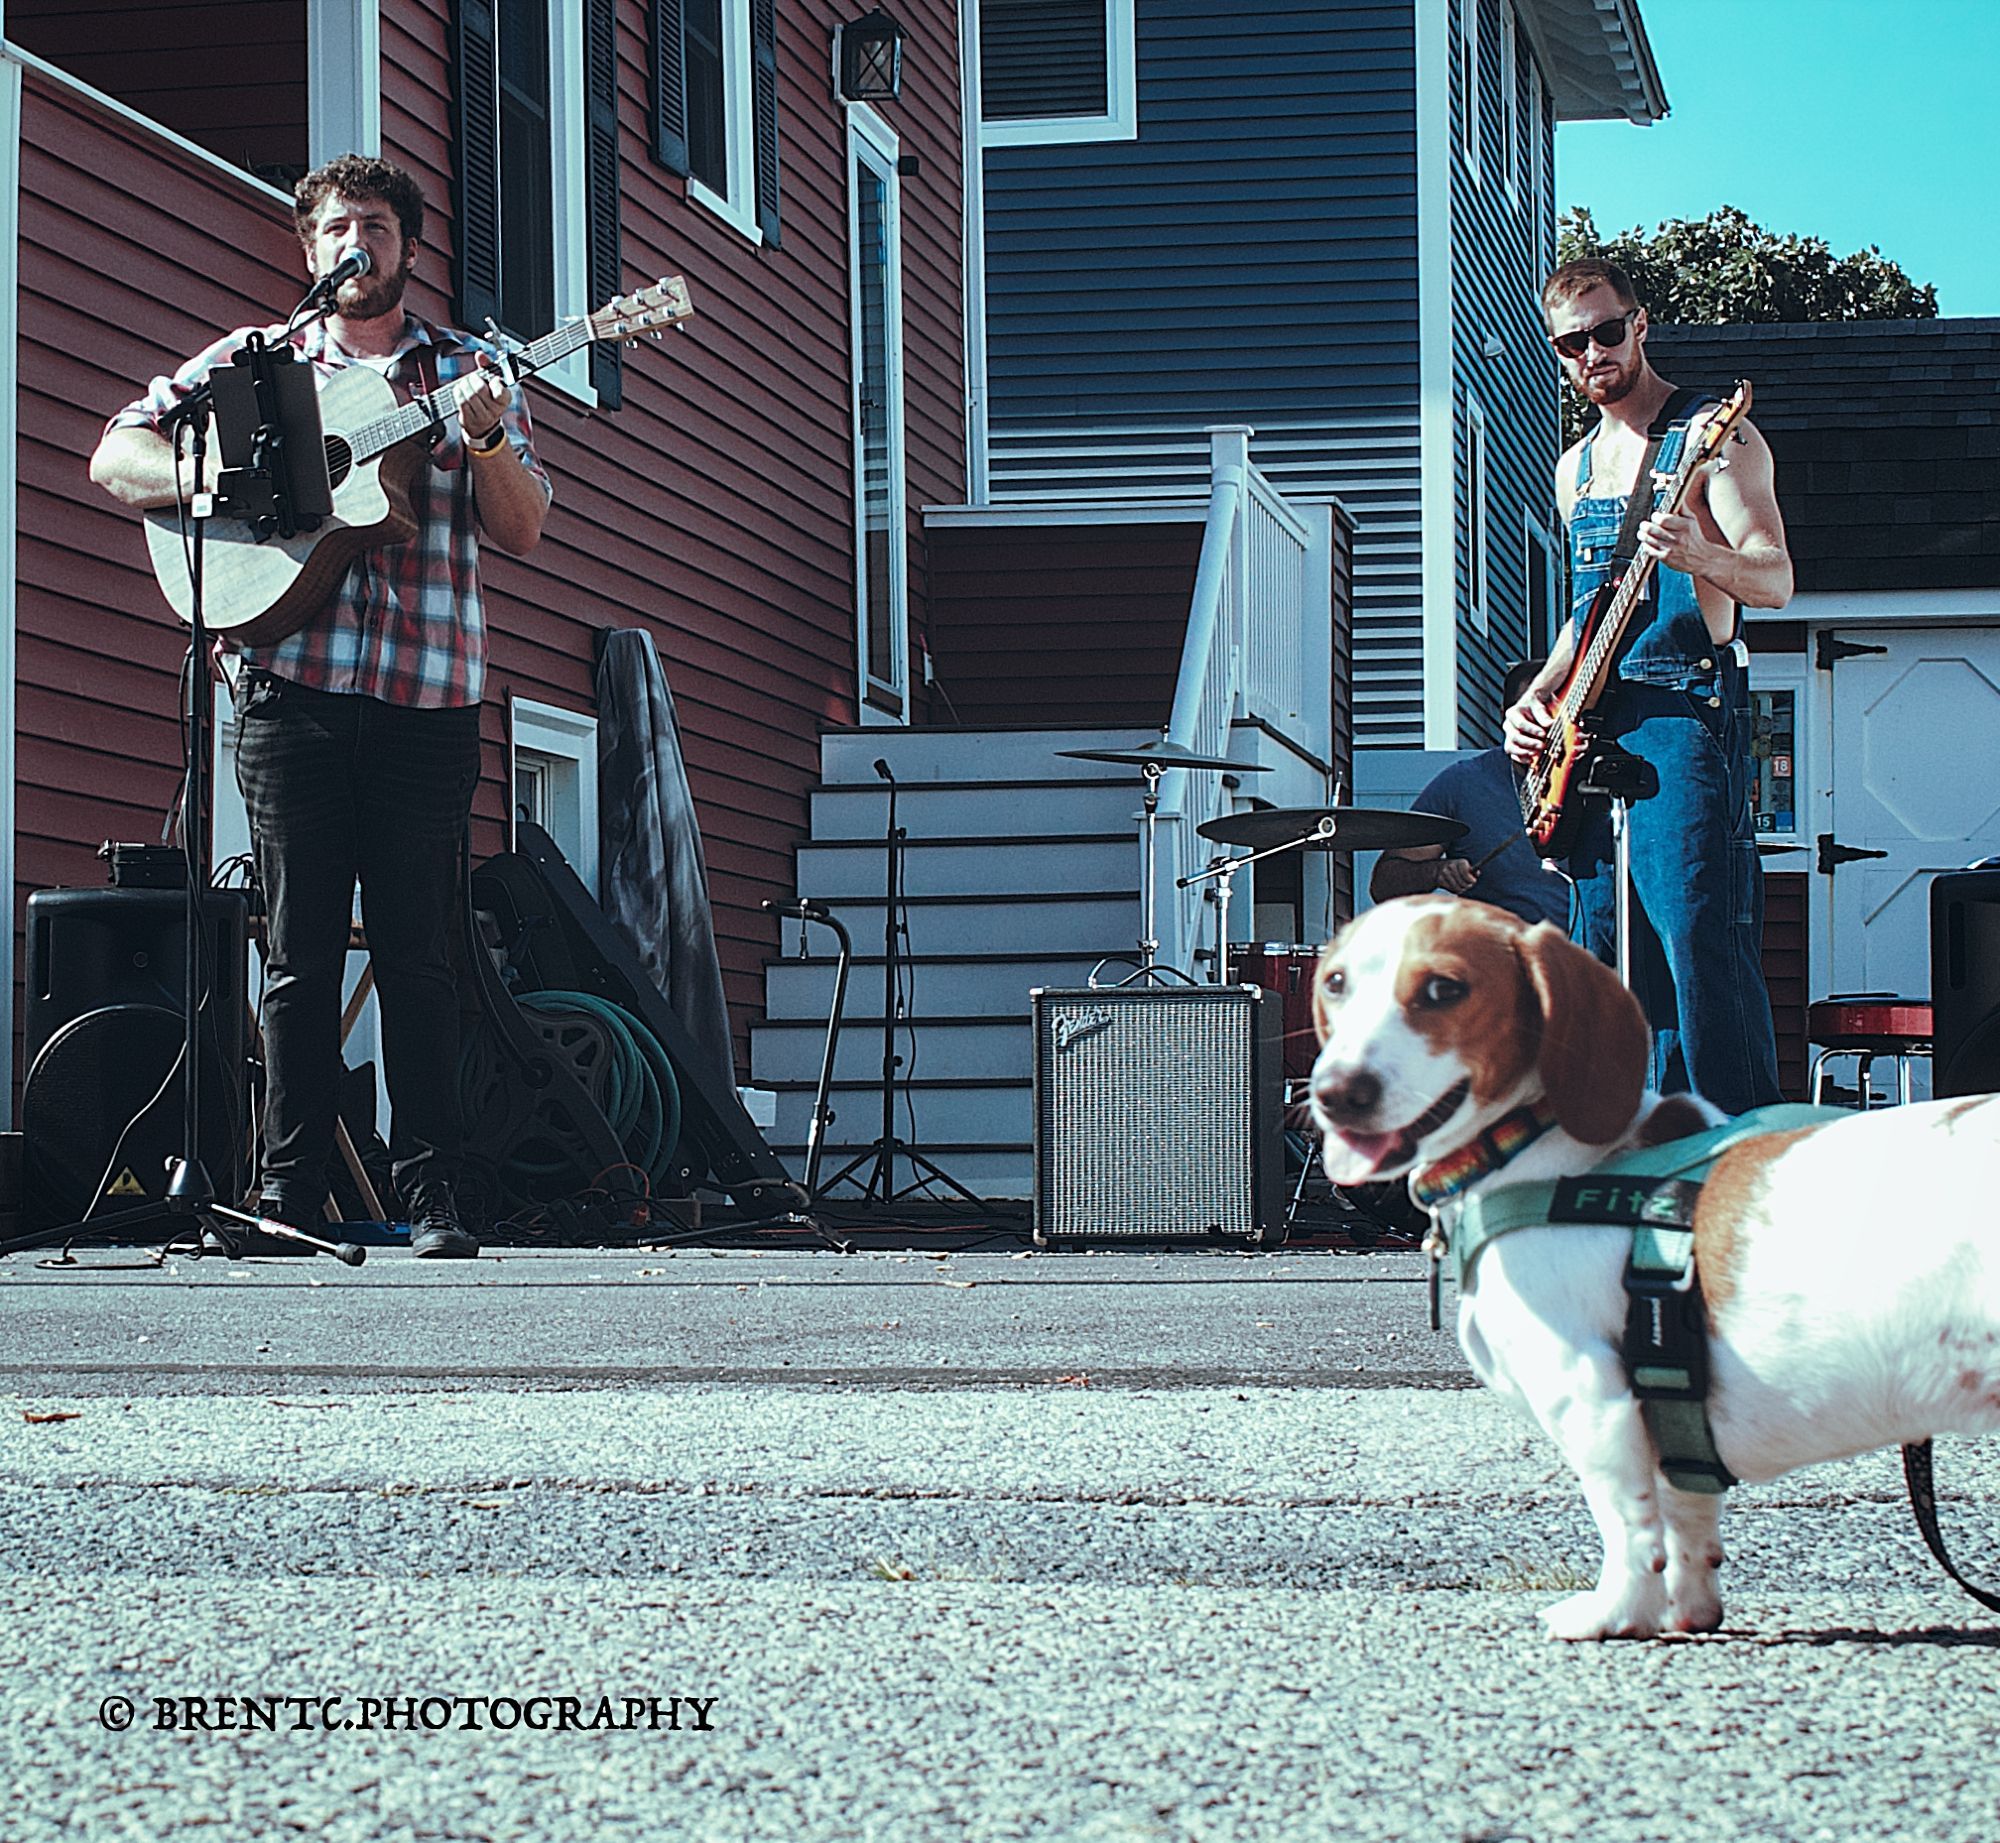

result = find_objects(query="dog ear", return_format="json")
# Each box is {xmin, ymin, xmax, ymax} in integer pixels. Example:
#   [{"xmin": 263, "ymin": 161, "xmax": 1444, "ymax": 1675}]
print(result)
[{"xmin": 1516, "ymin": 922, "xmax": 1649, "ymax": 1143}]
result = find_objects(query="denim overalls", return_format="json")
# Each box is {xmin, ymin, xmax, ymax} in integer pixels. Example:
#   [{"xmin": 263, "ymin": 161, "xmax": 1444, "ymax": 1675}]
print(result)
[{"xmin": 1564, "ymin": 407, "xmax": 1783, "ymax": 1114}]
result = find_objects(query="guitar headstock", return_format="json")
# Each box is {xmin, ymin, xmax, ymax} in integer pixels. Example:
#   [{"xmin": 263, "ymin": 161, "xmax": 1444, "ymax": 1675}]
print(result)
[
  {"xmin": 1693, "ymin": 379, "xmax": 1754, "ymax": 464},
  {"xmin": 586, "ymin": 276, "xmax": 696, "ymax": 345}
]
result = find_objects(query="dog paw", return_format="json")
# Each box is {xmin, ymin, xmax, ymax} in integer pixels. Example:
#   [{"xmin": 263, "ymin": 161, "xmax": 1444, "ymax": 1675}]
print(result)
[
  {"xmin": 1666, "ymin": 1592, "xmax": 1724, "ymax": 1635},
  {"xmin": 1539, "ymin": 1587, "xmax": 1665, "ymax": 1642}
]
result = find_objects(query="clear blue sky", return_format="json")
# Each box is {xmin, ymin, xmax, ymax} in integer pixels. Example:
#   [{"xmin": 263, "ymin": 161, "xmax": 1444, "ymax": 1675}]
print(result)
[{"xmin": 1556, "ymin": 1, "xmax": 2000, "ymax": 318}]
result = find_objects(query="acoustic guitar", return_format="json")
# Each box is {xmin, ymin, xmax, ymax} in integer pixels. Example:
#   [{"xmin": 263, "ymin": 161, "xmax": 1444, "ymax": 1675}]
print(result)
[
  {"xmin": 1518, "ymin": 379, "xmax": 1754, "ymax": 859},
  {"xmin": 143, "ymin": 277, "xmax": 694, "ymax": 647}
]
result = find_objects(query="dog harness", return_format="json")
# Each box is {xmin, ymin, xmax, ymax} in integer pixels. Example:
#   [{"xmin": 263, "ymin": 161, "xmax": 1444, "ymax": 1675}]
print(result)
[{"xmin": 1437, "ymin": 1103, "xmax": 1844, "ymax": 1495}]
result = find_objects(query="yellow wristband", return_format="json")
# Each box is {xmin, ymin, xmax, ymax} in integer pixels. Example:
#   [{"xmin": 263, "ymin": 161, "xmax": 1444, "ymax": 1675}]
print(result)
[{"xmin": 467, "ymin": 422, "xmax": 508, "ymax": 457}]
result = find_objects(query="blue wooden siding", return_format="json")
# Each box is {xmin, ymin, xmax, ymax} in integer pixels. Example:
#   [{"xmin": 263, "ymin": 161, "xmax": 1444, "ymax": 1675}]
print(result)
[
  {"xmin": 1447, "ymin": 0, "xmax": 1560, "ymax": 747},
  {"xmin": 982, "ymin": 0, "xmax": 1423, "ymax": 745}
]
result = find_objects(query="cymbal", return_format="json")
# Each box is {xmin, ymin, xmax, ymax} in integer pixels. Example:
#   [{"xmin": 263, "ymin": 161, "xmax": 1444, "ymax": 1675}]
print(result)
[
  {"xmin": 1197, "ymin": 806, "xmax": 1468, "ymax": 851},
  {"xmin": 1057, "ymin": 740, "xmax": 1270, "ymax": 773}
]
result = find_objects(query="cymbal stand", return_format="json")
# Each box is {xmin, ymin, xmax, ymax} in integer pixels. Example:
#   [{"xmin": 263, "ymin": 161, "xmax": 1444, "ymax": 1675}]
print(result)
[{"xmin": 1178, "ymin": 825, "xmax": 1325, "ymax": 984}]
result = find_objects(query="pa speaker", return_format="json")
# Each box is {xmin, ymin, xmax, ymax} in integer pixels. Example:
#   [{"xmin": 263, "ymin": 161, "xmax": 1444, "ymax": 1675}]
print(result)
[
  {"xmin": 1932, "ymin": 867, "xmax": 2000, "ymax": 1099},
  {"xmin": 22, "ymin": 887, "xmax": 252, "ymax": 1222},
  {"xmin": 1031, "ymin": 985, "xmax": 1284, "ymax": 1245}
]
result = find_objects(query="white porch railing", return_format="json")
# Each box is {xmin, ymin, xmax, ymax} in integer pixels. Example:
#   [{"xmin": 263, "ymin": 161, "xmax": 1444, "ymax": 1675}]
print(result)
[{"xmin": 1153, "ymin": 428, "xmax": 1322, "ymax": 974}]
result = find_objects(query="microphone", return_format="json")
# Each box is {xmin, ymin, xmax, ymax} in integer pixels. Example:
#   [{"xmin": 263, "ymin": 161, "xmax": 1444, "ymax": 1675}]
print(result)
[
  {"xmin": 310, "ymin": 246, "xmax": 372, "ymax": 298},
  {"xmin": 872, "ymin": 758, "xmax": 894, "ymax": 783}
]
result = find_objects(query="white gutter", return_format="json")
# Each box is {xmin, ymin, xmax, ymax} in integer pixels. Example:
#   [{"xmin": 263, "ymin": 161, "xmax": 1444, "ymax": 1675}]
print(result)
[
  {"xmin": 1416, "ymin": 0, "xmax": 1458, "ymax": 747},
  {"xmin": 958, "ymin": 0, "xmax": 990, "ymax": 504}
]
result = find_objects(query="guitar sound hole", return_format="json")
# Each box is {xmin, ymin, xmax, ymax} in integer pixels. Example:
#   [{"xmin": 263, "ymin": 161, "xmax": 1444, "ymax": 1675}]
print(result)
[{"xmin": 324, "ymin": 437, "xmax": 353, "ymax": 489}]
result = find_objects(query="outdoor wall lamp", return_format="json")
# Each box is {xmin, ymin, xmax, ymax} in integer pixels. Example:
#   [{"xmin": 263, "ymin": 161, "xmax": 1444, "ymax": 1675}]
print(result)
[{"xmin": 835, "ymin": 8, "xmax": 905, "ymax": 102}]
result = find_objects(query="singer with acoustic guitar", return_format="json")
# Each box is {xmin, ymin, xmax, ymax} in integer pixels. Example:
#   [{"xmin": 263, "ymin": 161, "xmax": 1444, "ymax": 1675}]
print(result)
[
  {"xmin": 89, "ymin": 154, "xmax": 553, "ymax": 1259},
  {"xmin": 1503, "ymin": 257, "xmax": 1789, "ymax": 1115}
]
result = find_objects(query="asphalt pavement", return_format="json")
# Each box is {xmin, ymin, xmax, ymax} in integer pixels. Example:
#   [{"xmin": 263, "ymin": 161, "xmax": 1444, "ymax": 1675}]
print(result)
[{"xmin": 1, "ymin": 1243, "xmax": 1996, "ymax": 1843}]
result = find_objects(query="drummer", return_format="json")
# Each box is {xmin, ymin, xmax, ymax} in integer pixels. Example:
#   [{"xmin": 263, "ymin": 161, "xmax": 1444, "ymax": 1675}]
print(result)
[{"xmin": 1370, "ymin": 660, "xmax": 1569, "ymax": 929}]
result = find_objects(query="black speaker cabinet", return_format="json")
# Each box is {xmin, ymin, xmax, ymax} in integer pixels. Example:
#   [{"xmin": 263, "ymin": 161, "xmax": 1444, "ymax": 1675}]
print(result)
[
  {"xmin": 1032, "ymin": 985, "xmax": 1284, "ymax": 1246},
  {"xmin": 1932, "ymin": 867, "xmax": 2000, "ymax": 1099},
  {"xmin": 22, "ymin": 887, "xmax": 252, "ymax": 1222}
]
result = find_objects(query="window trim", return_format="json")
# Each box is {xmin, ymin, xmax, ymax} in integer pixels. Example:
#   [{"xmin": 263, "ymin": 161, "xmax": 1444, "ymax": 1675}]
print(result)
[
  {"xmin": 510, "ymin": 695, "xmax": 601, "ymax": 892},
  {"xmin": 1467, "ymin": 390, "xmax": 1489, "ymax": 637},
  {"xmin": 980, "ymin": 0, "xmax": 1138, "ymax": 149},
  {"xmin": 1500, "ymin": 1, "xmax": 1518, "ymax": 207},
  {"xmin": 1460, "ymin": 0, "xmax": 1481, "ymax": 183},
  {"xmin": 687, "ymin": 0, "xmax": 766, "ymax": 244},
  {"xmin": 541, "ymin": 0, "xmax": 597, "ymax": 403},
  {"xmin": 847, "ymin": 103, "xmax": 911, "ymax": 720},
  {"xmin": 1523, "ymin": 513, "xmax": 1557, "ymax": 658}
]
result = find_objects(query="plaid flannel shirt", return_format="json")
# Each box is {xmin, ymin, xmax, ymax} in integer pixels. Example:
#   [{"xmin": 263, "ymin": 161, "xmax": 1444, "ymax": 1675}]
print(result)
[{"xmin": 108, "ymin": 314, "xmax": 551, "ymax": 709}]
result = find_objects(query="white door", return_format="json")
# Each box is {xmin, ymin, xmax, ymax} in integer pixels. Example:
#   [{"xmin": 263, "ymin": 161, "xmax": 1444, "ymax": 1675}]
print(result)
[{"xmin": 1827, "ymin": 627, "xmax": 2000, "ymax": 998}]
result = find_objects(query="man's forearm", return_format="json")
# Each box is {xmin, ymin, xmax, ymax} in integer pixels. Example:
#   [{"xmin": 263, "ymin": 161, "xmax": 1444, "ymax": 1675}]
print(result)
[
  {"xmin": 1698, "ymin": 537, "xmax": 1793, "ymax": 611},
  {"xmin": 1371, "ymin": 852, "xmax": 1446, "ymax": 901},
  {"xmin": 470, "ymin": 442, "xmax": 549, "ymax": 555},
  {"xmin": 89, "ymin": 425, "xmax": 208, "ymax": 511}
]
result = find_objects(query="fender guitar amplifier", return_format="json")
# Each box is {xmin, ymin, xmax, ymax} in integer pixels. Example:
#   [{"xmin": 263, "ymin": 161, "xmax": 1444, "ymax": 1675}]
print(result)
[{"xmin": 1031, "ymin": 985, "xmax": 1284, "ymax": 1245}]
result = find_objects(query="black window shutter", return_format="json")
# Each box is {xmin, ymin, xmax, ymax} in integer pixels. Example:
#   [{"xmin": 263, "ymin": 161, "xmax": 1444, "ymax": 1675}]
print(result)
[
  {"xmin": 652, "ymin": 0, "xmax": 690, "ymax": 173},
  {"xmin": 451, "ymin": 0, "xmax": 502, "ymax": 331},
  {"xmin": 587, "ymin": 0, "xmax": 624, "ymax": 407},
  {"xmin": 752, "ymin": 0, "xmax": 780, "ymax": 247}
]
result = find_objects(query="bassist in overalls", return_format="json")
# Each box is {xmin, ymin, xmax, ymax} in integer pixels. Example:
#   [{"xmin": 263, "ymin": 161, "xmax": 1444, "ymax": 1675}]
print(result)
[{"xmin": 1505, "ymin": 258, "xmax": 1789, "ymax": 1115}]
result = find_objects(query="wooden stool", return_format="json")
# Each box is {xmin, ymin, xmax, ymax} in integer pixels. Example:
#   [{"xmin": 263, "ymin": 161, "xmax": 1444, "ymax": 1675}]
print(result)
[{"xmin": 1807, "ymin": 996, "xmax": 1933, "ymax": 1109}]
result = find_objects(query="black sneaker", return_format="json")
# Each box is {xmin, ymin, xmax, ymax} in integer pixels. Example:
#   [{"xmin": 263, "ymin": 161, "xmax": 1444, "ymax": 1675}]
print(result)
[{"xmin": 409, "ymin": 1192, "xmax": 480, "ymax": 1260}]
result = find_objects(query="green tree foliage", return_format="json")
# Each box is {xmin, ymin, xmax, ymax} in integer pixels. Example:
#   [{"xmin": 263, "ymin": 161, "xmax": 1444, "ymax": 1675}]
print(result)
[
  {"xmin": 1557, "ymin": 205, "xmax": 1939, "ymax": 324},
  {"xmin": 1552, "ymin": 206, "xmax": 1938, "ymax": 443}
]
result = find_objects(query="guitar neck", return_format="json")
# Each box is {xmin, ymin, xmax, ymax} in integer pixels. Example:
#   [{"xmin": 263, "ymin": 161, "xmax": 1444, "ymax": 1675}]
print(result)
[{"xmin": 344, "ymin": 319, "xmax": 592, "ymax": 462}]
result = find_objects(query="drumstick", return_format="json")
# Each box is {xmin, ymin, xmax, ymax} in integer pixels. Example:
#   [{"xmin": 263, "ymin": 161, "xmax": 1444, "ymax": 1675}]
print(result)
[{"xmin": 1463, "ymin": 832, "xmax": 1525, "ymax": 878}]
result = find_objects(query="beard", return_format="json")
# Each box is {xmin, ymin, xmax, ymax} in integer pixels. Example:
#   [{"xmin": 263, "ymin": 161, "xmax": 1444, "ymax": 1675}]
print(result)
[
  {"xmin": 330, "ymin": 257, "xmax": 410, "ymax": 324},
  {"xmin": 1577, "ymin": 346, "xmax": 1641, "ymax": 406}
]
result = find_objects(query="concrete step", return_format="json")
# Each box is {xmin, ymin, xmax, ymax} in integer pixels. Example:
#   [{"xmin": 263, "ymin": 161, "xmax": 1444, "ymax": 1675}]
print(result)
[
  {"xmin": 815, "ymin": 892, "xmax": 1139, "ymax": 956},
  {"xmin": 762, "ymin": 954, "xmax": 1114, "ymax": 1020},
  {"xmin": 768, "ymin": 1080, "xmax": 1031, "ymax": 1150},
  {"xmin": 820, "ymin": 726, "xmax": 1164, "ymax": 785},
  {"xmin": 749, "ymin": 1015, "xmax": 1031, "ymax": 1085},
  {"xmin": 795, "ymin": 835, "xmax": 1136, "ymax": 900},
  {"xmin": 809, "ymin": 778, "xmax": 1148, "ymax": 840}
]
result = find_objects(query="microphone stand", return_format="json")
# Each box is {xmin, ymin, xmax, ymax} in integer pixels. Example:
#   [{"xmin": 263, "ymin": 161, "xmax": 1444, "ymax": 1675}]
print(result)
[{"xmin": 820, "ymin": 760, "xmax": 984, "ymax": 1211}]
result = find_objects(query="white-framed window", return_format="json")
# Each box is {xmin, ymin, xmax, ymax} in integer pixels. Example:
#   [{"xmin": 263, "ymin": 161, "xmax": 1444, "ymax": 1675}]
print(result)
[
  {"xmin": 460, "ymin": 0, "xmax": 596, "ymax": 403},
  {"xmin": 847, "ymin": 104, "xmax": 910, "ymax": 719},
  {"xmin": 1524, "ymin": 515, "xmax": 1558, "ymax": 658},
  {"xmin": 980, "ymin": 0, "xmax": 1137, "ymax": 148},
  {"xmin": 1528, "ymin": 53, "xmax": 1547, "ymax": 252},
  {"xmin": 1459, "ymin": 0, "xmax": 1481, "ymax": 181},
  {"xmin": 1500, "ymin": 2, "xmax": 1518, "ymax": 206},
  {"xmin": 685, "ymin": 0, "xmax": 765, "ymax": 242},
  {"xmin": 1467, "ymin": 391, "xmax": 1489, "ymax": 635},
  {"xmin": 510, "ymin": 696, "xmax": 601, "ymax": 893}
]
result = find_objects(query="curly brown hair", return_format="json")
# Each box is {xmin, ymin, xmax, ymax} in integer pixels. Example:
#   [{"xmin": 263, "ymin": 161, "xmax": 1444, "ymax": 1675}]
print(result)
[{"xmin": 293, "ymin": 155, "xmax": 426, "ymax": 249}]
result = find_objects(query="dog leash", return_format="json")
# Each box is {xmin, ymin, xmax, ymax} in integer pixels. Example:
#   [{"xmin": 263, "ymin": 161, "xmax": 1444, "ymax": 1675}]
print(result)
[{"xmin": 1902, "ymin": 1440, "xmax": 2000, "ymax": 1614}]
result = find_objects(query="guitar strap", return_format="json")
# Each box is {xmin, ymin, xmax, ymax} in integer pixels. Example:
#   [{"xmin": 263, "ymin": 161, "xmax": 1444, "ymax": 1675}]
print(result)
[{"xmin": 1607, "ymin": 385, "xmax": 1710, "ymax": 567}]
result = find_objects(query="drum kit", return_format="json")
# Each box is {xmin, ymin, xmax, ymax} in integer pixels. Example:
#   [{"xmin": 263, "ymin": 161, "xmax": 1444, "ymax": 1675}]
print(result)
[{"xmin": 1056, "ymin": 737, "xmax": 1466, "ymax": 985}]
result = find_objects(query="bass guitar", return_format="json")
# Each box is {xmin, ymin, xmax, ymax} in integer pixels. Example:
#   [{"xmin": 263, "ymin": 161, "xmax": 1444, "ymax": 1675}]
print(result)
[
  {"xmin": 1518, "ymin": 379, "xmax": 1754, "ymax": 859},
  {"xmin": 144, "ymin": 277, "xmax": 694, "ymax": 647}
]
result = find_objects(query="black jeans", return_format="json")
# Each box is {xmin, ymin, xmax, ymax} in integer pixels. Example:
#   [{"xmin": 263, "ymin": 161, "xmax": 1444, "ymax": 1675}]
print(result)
[{"xmin": 233, "ymin": 673, "xmax": 481, "ymax": 1218}]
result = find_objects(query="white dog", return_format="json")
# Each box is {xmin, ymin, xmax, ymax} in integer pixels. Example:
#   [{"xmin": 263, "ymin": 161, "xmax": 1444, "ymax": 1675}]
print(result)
[{"xmin": 1308, "ymin": 894, "xmax": 2000, "ymax": 1639}]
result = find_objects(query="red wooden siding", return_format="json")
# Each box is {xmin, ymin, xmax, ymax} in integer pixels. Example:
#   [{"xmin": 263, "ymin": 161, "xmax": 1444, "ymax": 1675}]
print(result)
[
  {"xmin": 15, "ymin": 0, "xmax": 967, "ymax": 1080},
  {"xmin": 8, "ymin": 0, "xmax": 308, "ymax": 178},
  {"xmin": 1761, "ymin": 870, "xmax": 1809, "ymax": 1102},
  {"xmin": 924, "ymin": 522, "xmax": 1204, "ymax": 727}
]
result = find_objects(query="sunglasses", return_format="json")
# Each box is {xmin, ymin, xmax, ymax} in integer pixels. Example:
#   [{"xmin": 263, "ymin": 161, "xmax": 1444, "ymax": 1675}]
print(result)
[{"xmin": 1549, "ymin": 309, "xmax": 1638, "ymax": 361}]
